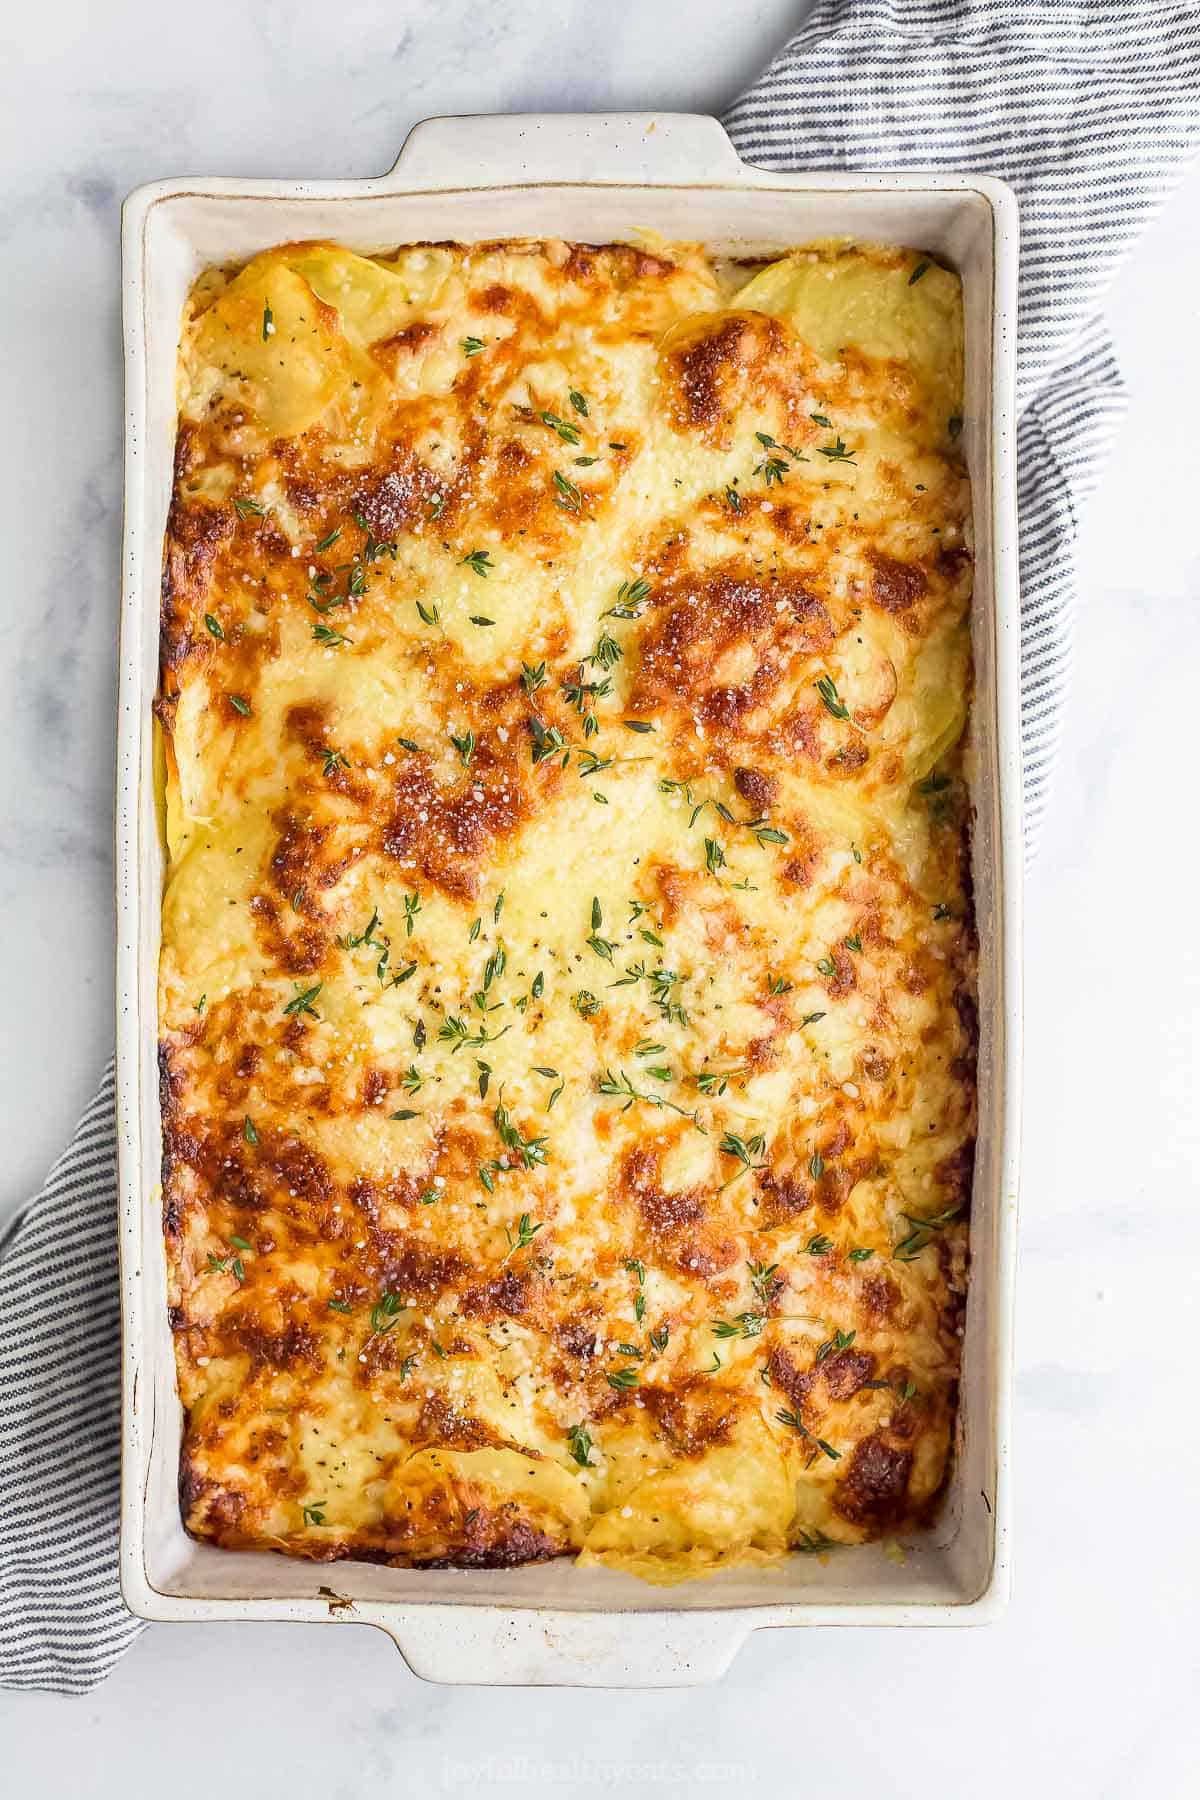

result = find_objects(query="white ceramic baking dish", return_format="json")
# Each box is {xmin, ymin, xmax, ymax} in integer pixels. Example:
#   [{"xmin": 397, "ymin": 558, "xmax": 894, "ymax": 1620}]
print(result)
[{"xmin": 116, "ymin": 111, "xmax": 1022, "ymax": 1687}]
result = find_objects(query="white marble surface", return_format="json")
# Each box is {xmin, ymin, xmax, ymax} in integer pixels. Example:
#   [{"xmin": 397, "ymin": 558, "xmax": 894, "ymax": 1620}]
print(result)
[{"xmin": 3, "ymin": 0, "xmax": 1200, "ymax": 1791}]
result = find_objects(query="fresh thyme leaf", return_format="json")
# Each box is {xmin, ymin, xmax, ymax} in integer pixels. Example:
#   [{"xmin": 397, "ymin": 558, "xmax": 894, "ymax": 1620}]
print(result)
[
  {"xmin": 469, "ymin": 615, "xmax": 494, "ymax": 627},
  {"xmin": 809, "ymin": 1151, "xmax": 825, "ymax": 1180},
  {"xmin": 768, "ymin": 976, "xmax": 792, "ymax": 995},
  {"xmin": 314, "ymin": 527, "xmax": 342, "ymax": 552},
  {"xmin": 462, "ymin": 336, "xmax": 486, "ymax": 356},
  {"xmin": 553, "ymin": 469, "xmax": 582, "ymax": 513},
  {"xmin": 602, "ymin": 577, "xmax": 652, "ymax": 620},
  {"xmin": 320, "ymin": 747, "xmax": 349, "ymax": 777},
  {"xmin": 302, "ymin": 1502, "xmax": 327, "ymax": 1527},
  {"xmin": 352, "ymin": 513, "xmax": 398, "ymax": 563},
  {"xmin": 450, "ymin": 728, "xmax": 476, "ymax": 768},
  {"xmin": 566, "ymin": 1423, "xmax": 593, "ymax": 1467},
  {"xmin": 242, "ymin": 1116, "xmax": 258, "ymax": 1146},
  {"xmin": 815, "ymin": 1327, "xmax": 856, "ymax": 1364},
  {"xmin": 415, "ymin": 599, "xmax": 442, "ymax": 629},
  {"xmin": 623, "ymin": 719, "xmax": 654, "ymax": 734},
  {"xmin": 312, "ymin": 622, "xmax": 352, "ymax": 647},
  {"xmin": 233, "ymin": 495, "xmax": 265, "ymax": 519},
  {"xmin": 528, "ymin": 716, "xmax": 567, "ymax": 765},
  {"xmin": 816, "ymin": 955, "xmax": 837, "ymax": 978},
  {"xmin": 695, "ymin": 1068, "xmax": 742, "ymax": 1096},
  {"xmin": 799, "ymin": 1011, "xmax": 826, "ymax": 1027},
  {"xmin": 503, "ymin": 1211, "xmax": 544, "ymax": 1259},
  {"xmin": 521, "ymin": 660, "xmax": 547, "ymax": 694},
  {"xmin": 893, "ymin": 1203, "xmax": 962, "ymax": 1261},
  {"xmin": 804, "ymin": 1233, "xmax": 833, "ymax": 1256},
  {"xmin": 397, "ymin": 736, "xmax": 421, "ymax": 753},
  {"xmin": 817, "ymin": 437, "xmax": 857, "ymax": 464},
  {"xmin": 307, "ymin": 589, "xmax": 350, "ymax": 616},
  {"xmin": 494, "ymin": 1104, "xmax": 549, "ymax": 1172},
  {"xmin": 848, "ymin": 1247, "xmax": 874, "ymax": 1263},
  {"xmin": 809, "ymin": 413, "xmax": 832, "ymax": 428},
  {"xmin": 283, "ymin": 983, "xmax": 322, "ymax": 1019},
  {"xmin": 795, "ymin": 1528, "xmax": 840, "ymax": 1554},
  {"xmin": 568, "ymin": 388, "xmax": 589, "ymax": 417},
  {"xmin": 438, "ymin": 1013, "xmax": 512, "ymax": 1054},
  {"xmin": 370, "ymin": 1291, "xmax": 403, "ymax": 1334},
  {"xmin": 844, "ymin": 934, "xmax": 863, "ymax": 953},
  {"xmin": 461, "ymin": 549, "xmax": 493, "ymax": 577},
  {"xmin": 573, "ymin": 989, "xmax": 600, "ymax": 1017},
  {"xmin": 704, "ymin": 837, "xmax": 725, "ymax": 876},
  {"xmin": 204, "ymin": 613, "xmax": 225, "ymax": 641},
  {"xmin": 589, "ymin": 632, "xmax": 622, "ymax": 672},
  {"xmin": 725, "ymin": 484, "xmax": 742, "ymax": 512},
  {"xmin": 816, "ymin": 674, "xmax": 850, "ymax": 719},
  {"xmin": 718, "ymin": 1131, "xmax": 767, "ymax": 1189},
  {"xmin": 596, "ymin": 1067, "xmax": 703, "ymax": 1127},
  {"xmin": 390, "ymin": 1109, "xmax": 420, "ymax": 1121},
  {"xmin": 539, "ymin": 410, "xmax": 581, "ymax": 446},
  {"xmin": 748, "ymin": 1261, "xmax": 781, "ymax": 1307},
  {"xmin": 261, "ymin": 300, "xmax": 273, "ymax": 341},
  {"xmin": 229, "ymin": 694, "xmax": 251, "ymax": 717},
  {"xmin": 909, "ymin": 260, "xmax": 930, "ymax": 285},
  {"xmin": 606, "ymin": 1366, "xmax": 638, "ymax": 1391},
  {"xmin": 327, "ymin": 1299, "xmax": 353, "ymax": 1314}
]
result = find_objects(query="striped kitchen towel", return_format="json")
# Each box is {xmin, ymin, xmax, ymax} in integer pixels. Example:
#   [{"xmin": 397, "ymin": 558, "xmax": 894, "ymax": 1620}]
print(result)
[
  {"xmin": 723, "ymin": 0, "xmax": 1200, "ymax": 848},
  {"xmin": 0, "ymin": 1065, "xmax": 143, "ymax": 1691},
  {"xmin": 4, "ymin": 0, "xmax": 1200, "ymax": 1697}
]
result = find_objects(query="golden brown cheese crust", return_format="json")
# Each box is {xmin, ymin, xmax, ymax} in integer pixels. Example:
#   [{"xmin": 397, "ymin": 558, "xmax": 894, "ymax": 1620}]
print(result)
[{"xmin": 159, "ymin": 236, "xmax": 975, "ymax": 1576}]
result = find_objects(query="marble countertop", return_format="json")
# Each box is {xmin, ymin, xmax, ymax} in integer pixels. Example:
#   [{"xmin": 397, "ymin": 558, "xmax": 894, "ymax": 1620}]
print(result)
[{"xmin": 3, "ymin": 0, "xmax": 1199, "ymax": 1791}]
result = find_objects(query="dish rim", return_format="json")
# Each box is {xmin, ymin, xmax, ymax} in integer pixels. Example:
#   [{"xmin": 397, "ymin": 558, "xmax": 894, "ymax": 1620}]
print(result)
[{"xmin": 115, "ymin": 110, "xmax": 1023, "ymax": 1687}]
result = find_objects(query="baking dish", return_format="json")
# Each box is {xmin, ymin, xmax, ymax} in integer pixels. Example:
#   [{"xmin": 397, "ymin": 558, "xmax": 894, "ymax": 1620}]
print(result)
[{"xmin": 117, "ymin": 111, "xmax": 1022, "ymax": 1687}]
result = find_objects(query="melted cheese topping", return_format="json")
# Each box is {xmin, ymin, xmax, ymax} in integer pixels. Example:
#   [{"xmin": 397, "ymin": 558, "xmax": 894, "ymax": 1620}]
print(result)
[{"xmin": 159, "ymin": 236, "xmax": 975, "ymax": 1578}]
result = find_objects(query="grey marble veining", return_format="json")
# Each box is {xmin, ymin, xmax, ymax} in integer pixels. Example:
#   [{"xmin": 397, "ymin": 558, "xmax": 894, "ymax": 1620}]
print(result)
[{"xmin": 2, "ymin": 1, "xmax": 1199, "ymax": 1791}]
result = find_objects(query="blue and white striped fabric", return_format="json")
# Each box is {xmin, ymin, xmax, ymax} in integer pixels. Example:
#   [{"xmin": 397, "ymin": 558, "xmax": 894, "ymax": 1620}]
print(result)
[
  {"xmin": 0, "ymin": 1066, "xmax": 143, "ymax": 1690},
  {"xmin": 724, "ymin": 0, "xmax": 1200, "ymax": 846},
  {"xmin": 4, "ymin": 0, "xmax": 1200, "ymax": 1695}
]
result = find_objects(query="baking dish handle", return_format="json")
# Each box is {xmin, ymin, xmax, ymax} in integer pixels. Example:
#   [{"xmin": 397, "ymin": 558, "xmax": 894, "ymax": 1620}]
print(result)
[
  {"xmin": 386, "ymin": 112, "xmax": 745, "ymax": 191},
  {"xmin": 374, "ymin": 1606, "xmax": 754, "ymax": 1688}
]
